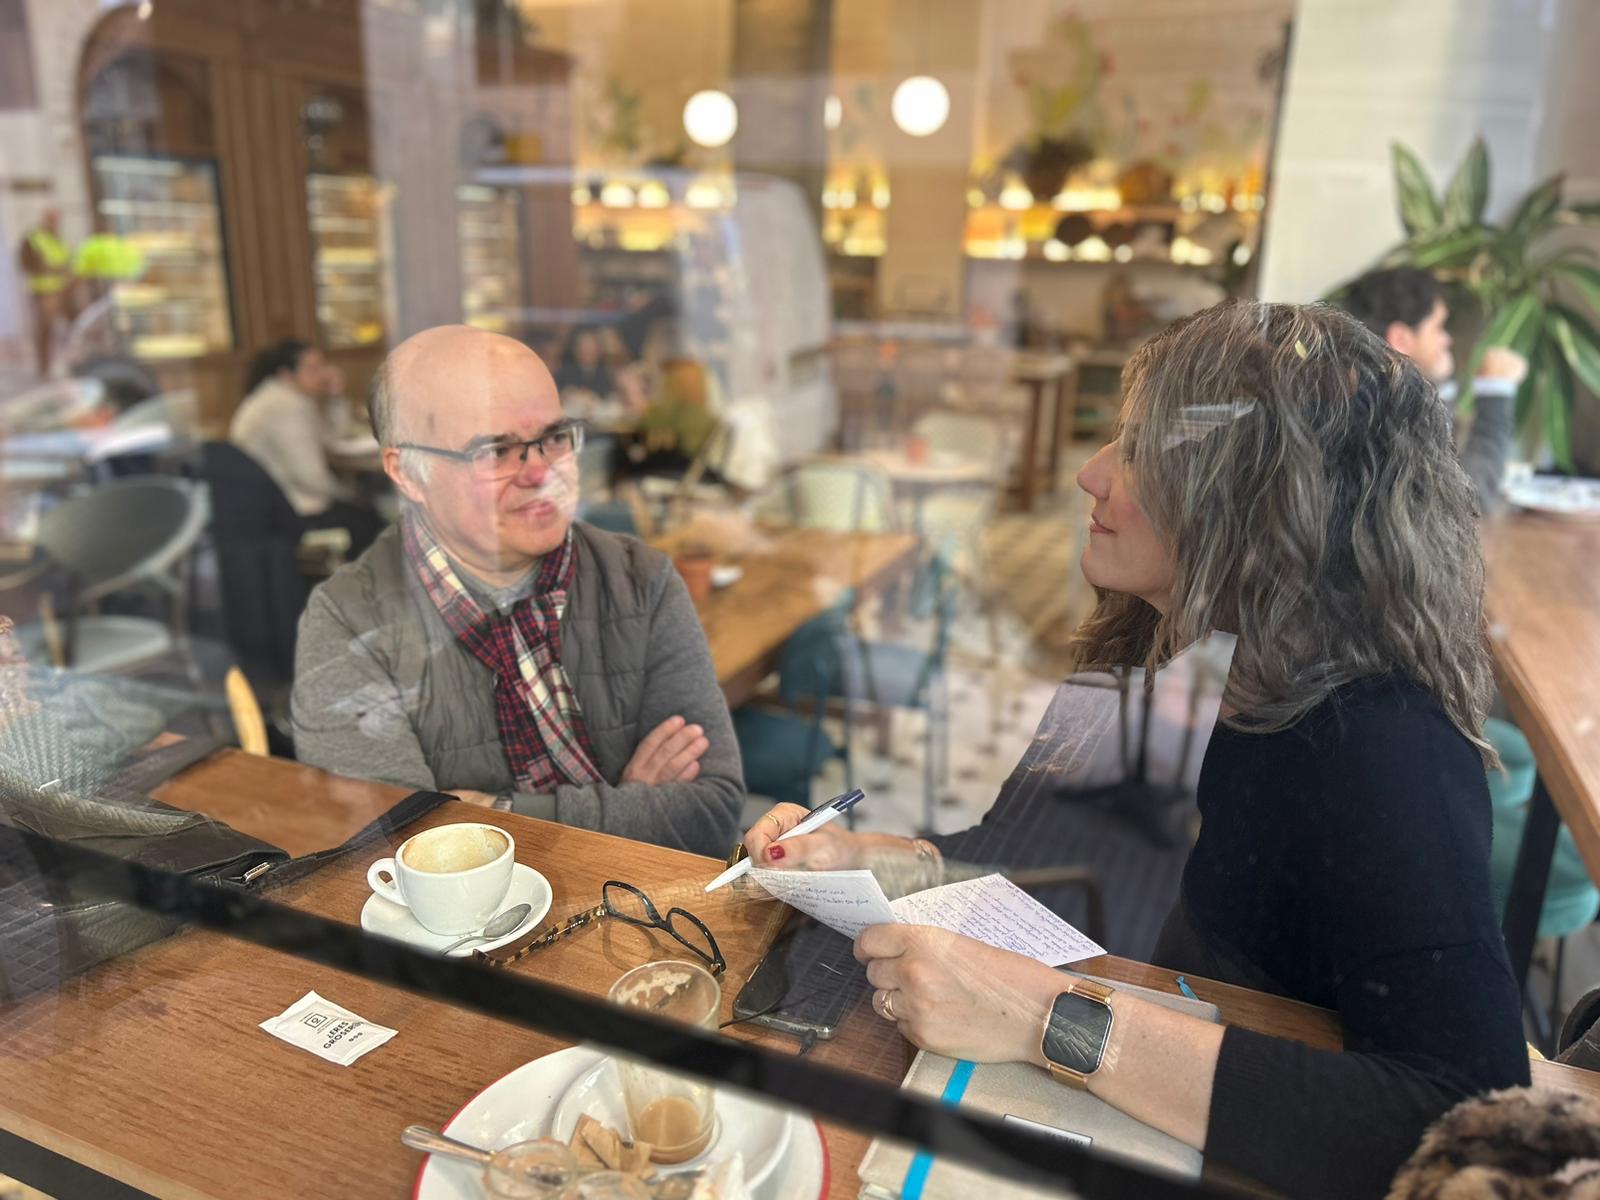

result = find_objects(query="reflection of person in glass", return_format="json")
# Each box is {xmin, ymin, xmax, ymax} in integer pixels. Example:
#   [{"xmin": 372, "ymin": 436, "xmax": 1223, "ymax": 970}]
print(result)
[
  {"xmin": 743, "ymin": 302, "xmax": 1528, "ymax": 1200},
  {"xmin": 554, "ymin": 326, "xmax": 616, "ymax": 404},
  {"xmin": 291, "ymin": 325, "xmax": 742, "ymax": 855}
]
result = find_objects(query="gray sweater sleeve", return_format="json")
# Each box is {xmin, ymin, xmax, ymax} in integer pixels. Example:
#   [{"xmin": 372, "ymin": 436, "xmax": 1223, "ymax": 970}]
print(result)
[
  {"xmin": 1459, "ymin": 381, "xmax": 1516, "ymax": 514},
  {"xmin": 290, "ymin": 587, "xmax": 440, "ymax": 791},
  {"xmin": 508, "ymin": 565, "xmax": 745, "ymax": 858}
]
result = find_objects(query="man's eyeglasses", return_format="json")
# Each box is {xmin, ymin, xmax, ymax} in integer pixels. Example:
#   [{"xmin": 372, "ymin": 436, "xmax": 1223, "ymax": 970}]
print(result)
[
  {"xmin": 477, "ymin": 880, "xmax": 726, "ymax": 976},
  {"xmin": 395, "ymin": 420, "xmax": 585, "ymax": 482}
]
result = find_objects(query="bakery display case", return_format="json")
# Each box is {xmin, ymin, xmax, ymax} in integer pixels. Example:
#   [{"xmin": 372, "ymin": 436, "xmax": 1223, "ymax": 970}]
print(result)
[
  {"xmin": 457, "ymin": 183, "xmax": 524, "ymax": 332},
  {"xmin": 91, "ymin": 155, "xmax": 233, "ymax": 360},
  {"xmin": 307, "ymin": 172, "xmax": 392, "ymax": 349}
]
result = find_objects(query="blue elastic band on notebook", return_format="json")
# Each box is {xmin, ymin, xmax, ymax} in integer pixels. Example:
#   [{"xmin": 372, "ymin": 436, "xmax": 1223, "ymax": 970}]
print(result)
[{"xmin": 901, "ymin": 1058, "xmax": 977, "ymax": 1200}]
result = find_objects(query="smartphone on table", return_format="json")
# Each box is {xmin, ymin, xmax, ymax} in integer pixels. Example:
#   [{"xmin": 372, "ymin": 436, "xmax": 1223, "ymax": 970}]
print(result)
[{"xmin": 731, "ymin": 912, "xmax": 868, "ymax": 1040}]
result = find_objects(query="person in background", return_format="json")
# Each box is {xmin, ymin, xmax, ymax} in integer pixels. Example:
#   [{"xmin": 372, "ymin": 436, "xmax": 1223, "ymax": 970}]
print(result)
[
  {"xmin": 1340, "ymin": 266, "xmax": 1528, "ymax": 512},
  {"xmin": 291, "ymin": 325, "xmax": 743, "ymax": 855},
  {"xmin": 231, "ymin": 339, "xmax": 383, "ymax": 556},
  {"xmin": 554, "ymin": 327, "xmax": 616, "ymax": 404},
  {"xmin": 742, "ymin": 302, "xmax": 1529, "ymax": 1200},
  {"xmin": 16, "ymin": 209, "xmax": 71, "ymax": 378}
]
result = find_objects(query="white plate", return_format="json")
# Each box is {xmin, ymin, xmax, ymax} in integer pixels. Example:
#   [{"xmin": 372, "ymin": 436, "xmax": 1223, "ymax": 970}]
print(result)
[
  {"xmin": 360, "ymin": 862, "xmax": 551, "ymax": 956},
  {"xmin": 1506, "ymin": 476, "xmax": 1600, "ymax": 519},
  {"xmin": 412, "ymin": 1045, "xmax": 829, "ymax": 1200},
  {"xmin": 711, "ymin": 564, "xmax": 744, "ymax": 588},
  {"xmin": 552, "ymin": 1054, "xmax": 793, "ymax": 1189}
]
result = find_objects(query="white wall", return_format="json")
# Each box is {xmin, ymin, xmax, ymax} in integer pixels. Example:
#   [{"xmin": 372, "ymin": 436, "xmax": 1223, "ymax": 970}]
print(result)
[{"xmin": 1258, "ymin": 0, "xmax": 1564, "ymax": 302}]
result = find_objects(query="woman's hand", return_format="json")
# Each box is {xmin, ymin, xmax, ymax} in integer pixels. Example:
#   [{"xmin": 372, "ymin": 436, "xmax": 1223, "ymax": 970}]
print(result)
[
  {"xmin": 740, "ymin": 803, "xmax": 915, "ymax": 872},
  {"xmin": 854, "ymin": 925, "xmax": 1061, "ymax": 1066}
]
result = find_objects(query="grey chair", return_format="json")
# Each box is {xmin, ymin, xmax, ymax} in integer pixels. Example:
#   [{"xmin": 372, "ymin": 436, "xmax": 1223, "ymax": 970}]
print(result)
[{"xmin": 14, "ymin": 477, "xmax": 209, "ymax": 677}]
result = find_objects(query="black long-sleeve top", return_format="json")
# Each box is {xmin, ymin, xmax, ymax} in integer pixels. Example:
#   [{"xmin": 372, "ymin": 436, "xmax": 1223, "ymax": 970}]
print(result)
[{"xmin": 1151, "ymin": 675, "xmax": 1530, "ymax": 1199}]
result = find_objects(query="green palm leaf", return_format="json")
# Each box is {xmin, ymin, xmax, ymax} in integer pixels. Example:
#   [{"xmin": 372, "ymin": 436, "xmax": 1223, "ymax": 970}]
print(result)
[
  {"xmin": 1504, "ymin": 174, "xmax": 1565, "ymax": 247},
  {"xmin": 1391, "ymin": 143, "xmax": 1442, "ymax": 236},
  {"xmin": 1549, "ymin": 261, "xmax": 1600, "ymax": 318},
  {"xmin": 1548, "ymin": 303, "xmax": 1600, "ymax": 398},
  {"xmin": 1441, "ymin": 136, "xmax": 1489, "ymax": 228}
]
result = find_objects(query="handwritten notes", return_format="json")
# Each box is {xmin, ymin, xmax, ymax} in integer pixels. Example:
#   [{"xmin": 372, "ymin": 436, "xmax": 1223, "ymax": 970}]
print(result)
[
  {"xmin": 892, "ymin": 874, "xmax": 1103, "ymax": 965},
  {"xmin": 748, "ymin": 868, "xmax": 1104, "ymax": 966},
  {"xmin": 748, "ymin": 868, "xmax": 899, "ymax": 939}
]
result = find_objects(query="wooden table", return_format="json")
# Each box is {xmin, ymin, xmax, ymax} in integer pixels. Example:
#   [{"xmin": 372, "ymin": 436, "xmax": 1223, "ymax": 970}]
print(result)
[
  {"xmin": 1482, "ymin": 512, "xmax": 1600, "ymax": 983},
  {"xmin": 4, "ymin": 749, "xmax": 1596, "ymax": 1200},
  {"xmin": 1011, "ymin": 352, "xmax": 1077, "ymax": 512},
  {"xmin": 649, "ymin": 523, "xmax": 919, "ymax": 708}
]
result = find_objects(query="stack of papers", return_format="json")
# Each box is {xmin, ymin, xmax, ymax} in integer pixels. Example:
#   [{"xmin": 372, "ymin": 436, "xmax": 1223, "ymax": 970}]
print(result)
[{"xmin": 747, "ymin": 869, "xmax": 1104, "ymax": 965}]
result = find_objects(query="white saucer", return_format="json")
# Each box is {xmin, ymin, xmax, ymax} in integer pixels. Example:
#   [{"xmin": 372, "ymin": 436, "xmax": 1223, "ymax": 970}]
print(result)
[
  {"xmin": 412, "ymin": 1045, "xmax": 828, "ymax": 1200},
  {"xmin": 551, "ymin": 1053, "xmax": 793, "ymax": 1189},
  {"xmin": 360, "ymin": 861, "xmax": 551, "ymax": 956},
  {"xmin": 710, "ymin": 564, "xmax": 744, "ymax": 588}
]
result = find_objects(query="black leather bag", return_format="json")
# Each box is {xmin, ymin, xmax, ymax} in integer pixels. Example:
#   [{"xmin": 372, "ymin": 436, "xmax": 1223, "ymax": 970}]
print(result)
[{"xmin": 0, "ymin": 728, "xmax": 449, "ymax": 1003}]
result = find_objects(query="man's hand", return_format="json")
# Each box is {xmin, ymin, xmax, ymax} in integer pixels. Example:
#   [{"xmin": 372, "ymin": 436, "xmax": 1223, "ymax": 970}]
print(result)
[
  {"xmin": 451, "ymin": 789, "xmax": 500, "ymax": 807},
  {"xmin": 1478, "ymin": 346, "xmax": 1528, "ymax": 384},
  {"xmin": 622, "ymin": 715, "xmax": 709, "ymax": 785}
]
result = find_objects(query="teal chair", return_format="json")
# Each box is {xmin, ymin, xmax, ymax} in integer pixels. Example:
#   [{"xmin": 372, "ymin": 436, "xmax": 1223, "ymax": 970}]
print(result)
[
  {"xmin": 834, "ymin": 553, "xmax": 955, "ymax": 834},
  {"xmin": 733, "ymin": 599, "xmax": 855, "ymax": 812},
  {"xmin": 1486, "ymin": 717, "xmax": 1600, "ymax": 1040}
]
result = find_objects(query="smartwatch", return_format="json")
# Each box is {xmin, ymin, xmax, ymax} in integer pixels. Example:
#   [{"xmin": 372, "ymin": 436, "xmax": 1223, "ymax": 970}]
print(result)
[{"xmin": 1040, "ymin": 977, "xmax": 1115, "ymax": 1090}]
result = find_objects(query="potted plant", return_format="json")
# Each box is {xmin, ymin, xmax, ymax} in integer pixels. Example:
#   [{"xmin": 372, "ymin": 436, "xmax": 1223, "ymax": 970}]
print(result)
[{"xmin": 1366, "ymin": 137, "xmax": 1600, "ymax": 469}]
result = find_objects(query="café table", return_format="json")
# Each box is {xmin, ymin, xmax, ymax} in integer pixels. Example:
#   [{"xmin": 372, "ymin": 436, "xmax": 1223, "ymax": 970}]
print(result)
[
  {"xmin": 2, "ymin": 748, "xmax": 1596, "ymax": 1200},
  {"xmin": 812, "ymin": 450, "xmax": 995, "ymax": 537},
  {"xmin": 649, "ymin": 522, "xmax": 919, "ymax": 709},
  {"xmin": 1483, "ymin": 511, "xmax": 1600, "ymax": 986}
]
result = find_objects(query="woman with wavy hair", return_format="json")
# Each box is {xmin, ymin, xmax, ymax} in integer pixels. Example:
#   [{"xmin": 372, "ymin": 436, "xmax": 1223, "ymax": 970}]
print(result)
[{"xmin": 742, "ymin": 301, "xmax": 1529, "ymax": 1199}]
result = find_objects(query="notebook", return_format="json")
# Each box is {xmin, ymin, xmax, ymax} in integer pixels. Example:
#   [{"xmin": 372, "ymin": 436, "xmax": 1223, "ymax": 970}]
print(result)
[{"xmin": 856, "ymin": 974, "xmax": 1219, "ymax": 1199}]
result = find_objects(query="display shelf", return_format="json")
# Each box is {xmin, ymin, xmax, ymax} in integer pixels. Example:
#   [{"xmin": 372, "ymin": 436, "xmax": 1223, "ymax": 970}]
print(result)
[{"xmin": 91, "ymin": 154, "xmax": 234, "ymax": 360}]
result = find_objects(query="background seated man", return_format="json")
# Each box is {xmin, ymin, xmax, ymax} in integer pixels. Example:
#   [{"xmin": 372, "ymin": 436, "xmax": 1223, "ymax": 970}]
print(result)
[
  {"xmin": 231, "ymin": 338, "xmax": 384, "ymax": 555},
  {"xmin": 1339, "ymin": 267, "xmax": 1527, "ymax": 512},
  {"xmin": 290, "ymin": 325, "xmax": 743, "ymax": 856}
]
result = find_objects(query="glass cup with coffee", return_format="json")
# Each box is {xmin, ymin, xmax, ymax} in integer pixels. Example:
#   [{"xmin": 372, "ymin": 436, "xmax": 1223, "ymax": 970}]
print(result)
[
  {"xmin": 366, "ymin": 822, "xmax": 514, "ymax": 935},
  {"xmin": 605, "ymin": 960, "xmax": 721, "ymax": 1166}
]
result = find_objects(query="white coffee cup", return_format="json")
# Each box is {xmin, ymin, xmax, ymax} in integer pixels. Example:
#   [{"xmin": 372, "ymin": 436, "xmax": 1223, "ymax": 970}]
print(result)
[{"xmin": 366, "ymin": 822, "xmax": 515, "ymax": 935}]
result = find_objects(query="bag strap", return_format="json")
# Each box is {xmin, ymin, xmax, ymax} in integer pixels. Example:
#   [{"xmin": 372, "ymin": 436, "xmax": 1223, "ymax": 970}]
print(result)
[{"xmin": 255, "ymin": 789, "xmax": 456, "ymax": 892}]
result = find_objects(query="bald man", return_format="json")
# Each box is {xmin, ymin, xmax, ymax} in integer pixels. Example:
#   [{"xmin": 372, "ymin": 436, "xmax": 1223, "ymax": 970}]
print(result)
[{"xmin": 290, "ymin": 326, "xmax": 743, "ymax": 855}]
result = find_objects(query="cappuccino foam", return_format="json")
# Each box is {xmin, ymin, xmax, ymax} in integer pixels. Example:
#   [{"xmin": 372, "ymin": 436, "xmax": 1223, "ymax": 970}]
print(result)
[{"xmin": 402, "ymin": 826, "xmax": 507, "ymax": 874}]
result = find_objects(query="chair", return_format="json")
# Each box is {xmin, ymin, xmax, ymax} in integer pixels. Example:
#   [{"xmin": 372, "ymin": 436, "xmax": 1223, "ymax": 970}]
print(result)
[
  {"xmin": 578, "ymin": 502, "xmax": 641, "ymax": 536},
  {"xmin": 1486, "ymin": 717, "xmax": 1600, "ymax": 1046},
  {"xmin": 733, "ymin": 602, "xmax": 855, "ymax": 811},
  {"xmin": 913, "ymin": 410, "xmax": 1007, "ymax": 475},
  {"xmin": 190, "ymin": 443, "xmax": 325, "ymax": 725},
  {"xmin": 834, "ymin": 554, "xmax": 955, "ymax": 834},
  {"xmin": 225, "ymin": 666, "xmax": 269, "ymax": 756},
  {"xmin": 14, "ymin": 477, "xmax": 209, "ymax": 677},
  {"xmin": 758, "ymin": 461, "xmax": 898, "ymax": 534},
  {"xmin": 114, "ymin": 389, "xmax": 199, "ymax": 435}
]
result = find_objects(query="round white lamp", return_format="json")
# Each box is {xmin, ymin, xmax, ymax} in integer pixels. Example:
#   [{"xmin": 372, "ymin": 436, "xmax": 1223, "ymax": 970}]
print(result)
[
  {"xmin": 891, "ymin": 75, "xmax": 949, "ymax": 137},
  {"xmin": 683, "ymin": 89, "xmax": 738, "ymax": 149}
]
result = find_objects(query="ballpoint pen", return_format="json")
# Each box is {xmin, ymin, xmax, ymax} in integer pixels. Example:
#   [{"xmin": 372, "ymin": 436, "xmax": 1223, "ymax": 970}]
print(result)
[{"xmin": 703, "ymin": 788, "xmax": 866, "ymax": 892}]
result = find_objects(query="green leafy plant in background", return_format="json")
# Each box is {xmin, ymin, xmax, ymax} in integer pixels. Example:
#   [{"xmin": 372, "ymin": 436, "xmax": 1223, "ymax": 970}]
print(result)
[{"xmin": 1375, "ymin": 137, "xmax": 1600, "ymax": 469}]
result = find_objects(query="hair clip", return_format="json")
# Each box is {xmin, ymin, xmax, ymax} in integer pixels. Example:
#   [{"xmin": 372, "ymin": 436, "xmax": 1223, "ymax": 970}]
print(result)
[{"xmin": 1293, "ymin": 339, "xmax": 1310, "ymax": 360}]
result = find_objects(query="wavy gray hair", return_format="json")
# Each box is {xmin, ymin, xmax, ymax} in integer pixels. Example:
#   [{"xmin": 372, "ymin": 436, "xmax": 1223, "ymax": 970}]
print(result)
[{"xmin": 1071, "ymin": 300, "xmax": 1496, "ymax": 765}]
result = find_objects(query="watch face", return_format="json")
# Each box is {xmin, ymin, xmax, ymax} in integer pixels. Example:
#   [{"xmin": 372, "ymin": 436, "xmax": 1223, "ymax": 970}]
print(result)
[{"xmin": 1043, "ymin": 990, "xmax": 1113, "ymax": 1076}]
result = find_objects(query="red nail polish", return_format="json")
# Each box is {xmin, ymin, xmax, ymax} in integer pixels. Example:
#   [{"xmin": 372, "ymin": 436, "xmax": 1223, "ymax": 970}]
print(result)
[{"xmin": 768, "ymin": 846, "xmax": 786, "ymax": 861}]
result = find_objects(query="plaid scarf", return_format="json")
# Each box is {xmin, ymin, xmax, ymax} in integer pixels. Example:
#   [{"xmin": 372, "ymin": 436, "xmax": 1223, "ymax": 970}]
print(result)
[{"xmin": 402, "ymin": 513, "xmax": 603, "ymax": 792}]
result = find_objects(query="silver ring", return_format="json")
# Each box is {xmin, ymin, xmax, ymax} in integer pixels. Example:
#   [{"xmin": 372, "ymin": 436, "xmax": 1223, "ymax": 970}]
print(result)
[{"xmin": 875, "ymin": 989, "xmax": 898, "ymax": 1021}]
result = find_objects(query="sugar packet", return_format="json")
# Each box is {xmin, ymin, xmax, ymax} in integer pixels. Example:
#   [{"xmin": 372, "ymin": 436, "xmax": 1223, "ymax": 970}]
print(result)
[{"xmin": 259, "ymin": 990, "xmax": 397, "ymax": 1066}]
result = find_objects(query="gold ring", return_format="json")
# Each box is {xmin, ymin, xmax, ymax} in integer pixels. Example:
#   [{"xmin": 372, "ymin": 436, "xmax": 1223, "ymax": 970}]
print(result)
[
  {"xmin": 875, "ymin": 989, "xmax": 898, "ymax": 1021},
  {"xmin": 762, "ymin": 812, "xmax": 784, "ymax": 832}
]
